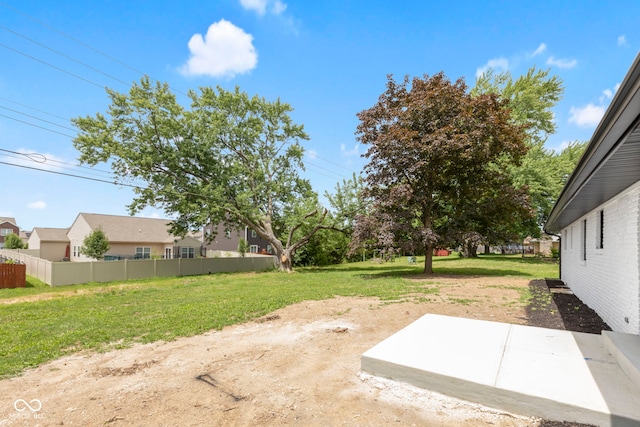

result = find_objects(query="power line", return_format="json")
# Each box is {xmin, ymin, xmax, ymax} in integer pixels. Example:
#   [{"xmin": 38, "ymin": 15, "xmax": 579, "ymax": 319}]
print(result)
[
  {"xmin": 0, "ymin": 1, "xmax": 147, "ymax": 78},
  {"xmin": 0, "ymin": 96, "xmax": 70, "ymax": 121},
  {"xmin": 304, "ymin": 160, "xmax": 352, "ymax": 180},
  {"xmin": 0, "ymin": 42, "xmax": 105, "ymax": 89},
  {"xmin": 0, "ymin": 159, "xmax": 127, "ymax": 187},
  {"xmin": 0, "ymin": 112, "xmax": 75, "ymax": 138},
  {"xmin": 0, "ymin": 158, "xmax": 211, "ymax": 202},
  {"xmin": 0, "ymin": 24, "xmax": 131, "ymax": 88},
  {"xmin": 311, "ymin": 153, "xmax": 359, "ymax": 174},
  {"xmin": 0, "ymin": 148, "xmax": 116, "ymax": 178},
  {"xmin": 0, "ymin": 1, "xmax": 190, "ymax": 99},
  {"xmin": 0, "ymin": 104, "xmax": 77, "ymax": 132}
]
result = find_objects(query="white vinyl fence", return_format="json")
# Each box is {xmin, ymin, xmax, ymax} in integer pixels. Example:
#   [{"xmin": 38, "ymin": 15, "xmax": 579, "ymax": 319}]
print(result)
[{"xmin": 0, "ymin": 249, "xmax": 275, "ymax": 287}]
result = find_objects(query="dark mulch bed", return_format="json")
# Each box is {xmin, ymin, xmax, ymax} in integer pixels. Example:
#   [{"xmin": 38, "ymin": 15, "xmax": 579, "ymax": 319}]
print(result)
[{"xmin": 526, "ymin": 279, "xmax": 611, "ymax": 334}]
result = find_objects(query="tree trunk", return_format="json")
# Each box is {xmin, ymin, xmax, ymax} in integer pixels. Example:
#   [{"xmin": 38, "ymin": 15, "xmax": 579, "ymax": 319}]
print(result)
[
  {"xmin": 274, "ymin": 248, "xmax": 294, "ymax": 273},
  {"xmin": 464, "ymin": 242, "xmax": 478, "ymax": 258},
  {"xmin": 423, "ymin": 244, "xmax": 433, "ymax": 274},
  {"xmin": 484, "ymin": 245, "xmax": 490, "ymax": 255}
]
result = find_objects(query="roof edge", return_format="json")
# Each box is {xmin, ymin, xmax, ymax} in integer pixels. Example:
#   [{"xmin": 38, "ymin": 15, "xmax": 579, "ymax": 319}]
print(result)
[{"xmin": 545, "ymin": 53, "xmax": 640, "ymax": 232}]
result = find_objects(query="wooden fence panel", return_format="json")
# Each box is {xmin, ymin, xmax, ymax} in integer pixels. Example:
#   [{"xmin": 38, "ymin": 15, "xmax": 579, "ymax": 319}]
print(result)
[{"xmin": 0, "ymin": 263, "xmax": 26, "ymax": 288}]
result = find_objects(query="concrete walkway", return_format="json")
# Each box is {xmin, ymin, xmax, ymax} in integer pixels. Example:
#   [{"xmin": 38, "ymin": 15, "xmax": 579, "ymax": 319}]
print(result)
[{"xmin": 361, "ymin": 314, "xmax": 640, "ymax": 426}]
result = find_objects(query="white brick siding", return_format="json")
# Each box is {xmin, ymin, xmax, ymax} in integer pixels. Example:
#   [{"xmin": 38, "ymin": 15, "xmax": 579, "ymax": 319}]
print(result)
[{"xmin": 561, "ymin": 181, "xmax": 640, "ymax": 335}]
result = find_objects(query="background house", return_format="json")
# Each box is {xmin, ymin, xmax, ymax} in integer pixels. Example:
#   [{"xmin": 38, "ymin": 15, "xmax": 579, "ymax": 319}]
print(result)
[
  {"xmin": 202, "ymin": 223, "xmax": 272, "ymax": 256},
  {"xmin": 545, "ymin": 53, "xmax": 640, "ymax": 335},
  {"xmin": 0, "ymin": 217, "xmax": 19, "ymax": 249},
  {"xmin": 67, "ymin": 213, "xmax": 200, "ymax": 261},
  {"xmin": 28, "ymin": 227, "xmax": 70, "ymax": 261}
]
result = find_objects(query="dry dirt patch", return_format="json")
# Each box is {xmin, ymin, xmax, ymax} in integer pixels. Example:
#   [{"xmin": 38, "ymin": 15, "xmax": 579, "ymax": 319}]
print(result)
[{"xmin": 0, "ymin": 276, "xmax": 572, "ymax": 426}]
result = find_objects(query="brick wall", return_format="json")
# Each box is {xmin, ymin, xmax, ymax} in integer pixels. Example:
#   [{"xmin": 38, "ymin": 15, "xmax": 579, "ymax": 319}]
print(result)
[{"xmin": 561, "ymin": 181, "xmax": 640, "ymax": 335}]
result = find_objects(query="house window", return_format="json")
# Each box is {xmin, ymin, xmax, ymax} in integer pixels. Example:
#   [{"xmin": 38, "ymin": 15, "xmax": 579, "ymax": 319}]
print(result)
[
  {"xmin": 181, "ymin": 247, "xmax": 195, "ymax": 258},
  {"xmin": 251, "ymin": 230, "xmax": 257, "ymax": 238},
  {"xmin": 249, "ymin": 245, "xmax": 258, "ymax": 253},
  {"xmin": 135, "ymin": 247, "xmax": 151, "ymax": 259},
  {"xmin": 225, "ymin": 229, "xmax": 231, "ymax": 238},
  {"xmin": 0, "ymin": 228, "xmax": 13, "ymax": 236},
  {"xmin": 165, "ymin": 248, "xmax": 172, "ymax": 259},
  {"xmin": 596, "ymin": 210, "xmax": 604, "ymax": 249},
  {"xmin": 266, "ymin": 244, "xmax": 273, "ymax": 254},
  {"xmin": 73, "ymin": 245, "xmax": 81, "ymax": 257},
  {"xmin": 580, "ymin": 219, "xmax": 587, "ymax": 261},
  {"xmin": 569, "ymin": 226, "xmax": 573, "ymax": 250}
]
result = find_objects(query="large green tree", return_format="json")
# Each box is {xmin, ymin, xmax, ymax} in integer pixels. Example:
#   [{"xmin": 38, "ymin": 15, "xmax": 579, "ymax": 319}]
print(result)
[
  {"xmin": 353, "ymin": 73, "xmax": 530, "ymax": 273},
  {"xmin": 473, "ymin": 67, "xmax": 565, "ymax": 233},
  {"xmin": 73, "ymin": 77, "xmax": 330, "ymax": 272}
]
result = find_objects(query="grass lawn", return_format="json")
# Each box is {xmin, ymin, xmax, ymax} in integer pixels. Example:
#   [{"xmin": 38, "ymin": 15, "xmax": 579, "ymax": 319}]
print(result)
[{"xmin": 0, "ymin": 254, "xmax": 558, "ymax": 379}]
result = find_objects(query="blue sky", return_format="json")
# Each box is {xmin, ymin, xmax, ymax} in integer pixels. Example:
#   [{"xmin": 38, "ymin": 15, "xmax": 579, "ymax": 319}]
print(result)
[{"xmin": 1, "ymin": 0, "xmax": 638, "ymax": 231}]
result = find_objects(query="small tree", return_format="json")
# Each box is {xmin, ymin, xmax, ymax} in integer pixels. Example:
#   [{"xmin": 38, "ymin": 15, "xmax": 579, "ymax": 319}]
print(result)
[
  {"xmin": 238, "ymin": 238, "xmax": 249, "ymax": 257},
  {"xmin": 3, "ymin": 233, "xmax": 24, "ymax": 249},
  {"xmin": 80, "ymin": 228, "xmax": 110, "ymax": 260}
]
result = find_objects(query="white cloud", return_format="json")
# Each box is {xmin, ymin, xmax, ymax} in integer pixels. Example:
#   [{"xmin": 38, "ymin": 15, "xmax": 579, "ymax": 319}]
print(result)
[
  {"xmin": 475, "ymin": 57, "xmax": 509, "ymax": 78},
  {"xmin": 141, "ymin": 212, "xmax": 162, "ymax": 219},
  {"xmin": 305, "ymin": 149, "xmax": 317, "ymax": 160},
  {"xmin": 569, "ymin": 104, "xmax": 605, "ymax": 127},
  {"xmin": 239, "ymin": 0, "xmax": 287, "ymax": 16},
  {"xmin": 179, "ymin": 19, "xmax": 257, "ymax": 78},
  {"xmin": 546, "ymin": 56, "xmax": 577, "ymax": 69},
  {"xmin": 531, "ymin": 43, "xmax": 546, "ymax": 57},
  {"xmin": 599, "ymin": 83, "xmax": 621, "ymax": 103},
  {"xmin": 618, "ymin": 35, "xmax": 627, "ymax": 46},
  {"xmin": 340, "ymin": 144, "xmax": 359, "ymax": 157},
  {"xmin": 272, "ymin": 0, "xmax": 287, "ymax": 15},
  {"xmin": 28, "ymin": 201, "xmax": 46, "ymax": 210},
  {"xmin": 240, "ymin": 0, "xmax": 267, "ymax": 15}
]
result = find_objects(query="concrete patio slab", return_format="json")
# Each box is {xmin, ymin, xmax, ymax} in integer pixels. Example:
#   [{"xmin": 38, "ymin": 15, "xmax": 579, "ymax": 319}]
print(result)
[{"xmin": 361, "ymin": 314, "xmax": 640, "ymax": 426}]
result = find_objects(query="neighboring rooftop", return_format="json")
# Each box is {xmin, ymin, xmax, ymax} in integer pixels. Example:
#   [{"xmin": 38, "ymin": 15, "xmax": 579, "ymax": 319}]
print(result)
[
  {"xmin": 32, "ymin": 227, "xmax": 70, "ymax": 242},
  {"xmin": 75, "ymin": 213, "xmax": 187, "ymax": 243},
  {"xmin": 0, "ymin": 217, "xmax": 17, "ymax": 226}
]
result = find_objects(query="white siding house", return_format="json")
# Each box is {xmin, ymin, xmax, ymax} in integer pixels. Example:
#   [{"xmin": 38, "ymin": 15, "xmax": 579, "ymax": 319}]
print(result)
[{"xmin": 545, "ymin": 53, "xmax": 640, "ymax": 335}]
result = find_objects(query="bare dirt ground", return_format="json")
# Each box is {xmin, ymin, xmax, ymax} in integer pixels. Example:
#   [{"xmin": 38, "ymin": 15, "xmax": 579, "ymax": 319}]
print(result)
[{"xmin": 0, "ymin": 275, "xmax": 606, "ymax": 426}]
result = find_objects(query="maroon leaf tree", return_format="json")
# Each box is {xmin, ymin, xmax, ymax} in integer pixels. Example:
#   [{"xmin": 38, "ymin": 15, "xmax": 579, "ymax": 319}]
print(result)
[{"xmin": 352, "ymin": 72, "xmax": 530, "ymax": 273}]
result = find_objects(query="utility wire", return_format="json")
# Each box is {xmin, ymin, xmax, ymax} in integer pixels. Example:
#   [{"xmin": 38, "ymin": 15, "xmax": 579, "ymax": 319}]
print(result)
[
  {"xmin": 0, "ymin": 42, "xmax": 105, "ymax": 89},
  {"xmin": 0, "ymin": 96, "xmax": 70, "ymax": 121},
  {"xmin": 0, "ymin": 104, "xmax": 77, "ymax": 132},
  {"xmin": 0, "ymin": 158, "xmax": 208, "ymax": 201},
  {"xmin": 0, "ymin": 159, "xmax": 127, "ymax": 187},
  {"xmin": 0, "ymin": 112, "xmax": 75, "ymax": 138},
  {"xmin": 0, "ymin": 148, "xmax": 116, "ymax": 178},
  {"xmin": 0, "ymin": 1, "xmax": 190, "ymax": 99},
  {"xmin": 304, "ymin": 160, "xmax": 351, "ymax": 180},
  {"xmin": 312, "ymin": 153, "xmax": 360, "ymax": 174},
  {"xmin": 0, "ymin": 24, "xmax": 131, "ymax": 88},
  {"xmin": 0, "ymin": 1, "xmax": 147, "ymax": 77}
]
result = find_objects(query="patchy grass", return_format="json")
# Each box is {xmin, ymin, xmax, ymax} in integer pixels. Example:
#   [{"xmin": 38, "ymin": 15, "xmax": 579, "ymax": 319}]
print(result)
[{"xmin": 0, "ymin": 254, "xmax": 558, "ymax": 379}]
